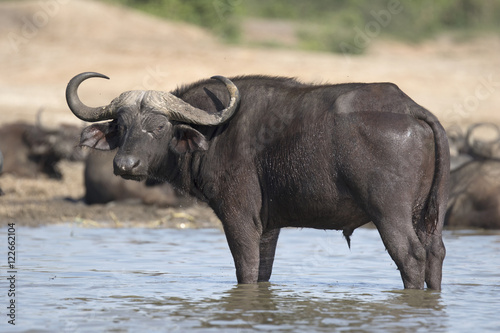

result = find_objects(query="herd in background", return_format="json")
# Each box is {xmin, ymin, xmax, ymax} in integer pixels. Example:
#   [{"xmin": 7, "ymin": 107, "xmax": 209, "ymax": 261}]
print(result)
[
  {"xmin": 0, "ymin": 113, "xmax": 499, "ymax": 229},
  {"xmin": 0, "ymin": 110, "xmax": 191, "ymax": 208},
  {"xmin": 446, "ymin": 123, "xmax": 500, "ymax": 229}
]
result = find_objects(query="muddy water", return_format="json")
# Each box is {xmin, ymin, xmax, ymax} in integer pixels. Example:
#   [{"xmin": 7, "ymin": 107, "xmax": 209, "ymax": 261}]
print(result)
[{"xmin": 1, "ymin": 225, "xmax": 499, "ymax": 332}]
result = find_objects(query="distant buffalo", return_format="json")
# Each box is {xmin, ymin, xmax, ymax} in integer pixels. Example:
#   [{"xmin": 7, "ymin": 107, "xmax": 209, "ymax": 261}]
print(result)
[
  {"xmin": 446, "ymin": 123, "xmax": 500, "ymax": 229},
  {"xmin": 448, "ymin": 122, "xmax": 500, "ymax": 170},
  {"xmin": 446, "ymin": 159, "xmax": 500, "ymax": 229},
  {"xmin": 0, "ymin": 149, "xmax": 4, "ymax": 196},
  {"xmin": 84, "ymin": 150, "xmax": 193, "ymax": 207},
  {"xmin": 0, "ymin": 121, "xmax": 84, "ymax": 179}
]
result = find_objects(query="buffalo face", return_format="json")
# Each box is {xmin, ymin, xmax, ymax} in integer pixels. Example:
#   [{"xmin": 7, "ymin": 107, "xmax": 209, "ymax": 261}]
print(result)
[
  {"xmin": 66, "ymin": 72, "xmax": 240, "ymax": 181},
  {"xmin": 79, "ymin": 110, "xmax": 207, "ymax": 181}
]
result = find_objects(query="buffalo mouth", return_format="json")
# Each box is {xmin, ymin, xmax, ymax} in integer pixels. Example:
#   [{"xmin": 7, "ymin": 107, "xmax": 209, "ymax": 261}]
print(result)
[
  {"xmin": 114, "ymin": 171, "xmax": 147, "ymax": 182},
  {"xmin": 121, "ymin": 174, "xmax": 147, "ymax": 181}
]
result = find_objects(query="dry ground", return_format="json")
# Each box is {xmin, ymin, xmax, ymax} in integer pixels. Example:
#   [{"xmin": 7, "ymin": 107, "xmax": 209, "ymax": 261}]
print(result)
[{"xmin": 0, "ymin": 0, "xmax": 499, "ymax": 226}]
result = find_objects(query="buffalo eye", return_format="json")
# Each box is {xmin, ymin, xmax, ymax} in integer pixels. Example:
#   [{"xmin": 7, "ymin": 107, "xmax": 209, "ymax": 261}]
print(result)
[
  {"xmin": 144, "ymin": 122, "xmax": 168, "ymax": 138},
  {"xmin": 110, "ymin": 120, "xmax": 125, "ymax": 134},
  {"xmin": 146, "ymin": 124, "xmax": 164, "ymax": 134},
  {"xmin": 116, "ymin": 123, "xmax": 127, "ymax": 136},
  {"xmin": 142, "ymin": 114, "xmax": 169, "ymax": 137}
]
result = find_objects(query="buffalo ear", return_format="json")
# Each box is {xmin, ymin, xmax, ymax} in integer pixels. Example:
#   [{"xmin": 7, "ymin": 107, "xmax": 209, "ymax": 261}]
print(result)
[
  {"xmin": 170, "ymin": 124, "xmax": 208, "ymax": 154},
  {"xmin": 80, "ymin": 122, "xmax": 120, "ymax": 150}
]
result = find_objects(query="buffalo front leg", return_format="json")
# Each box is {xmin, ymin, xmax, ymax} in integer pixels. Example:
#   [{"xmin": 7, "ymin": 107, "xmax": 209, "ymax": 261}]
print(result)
[
  {"xmin": 258, "ymin": 228, "xmax": 280, "ymax": 282},
  {"xmin": 222, "ymin": 220, "xmax": 262, "ymax": 284}
]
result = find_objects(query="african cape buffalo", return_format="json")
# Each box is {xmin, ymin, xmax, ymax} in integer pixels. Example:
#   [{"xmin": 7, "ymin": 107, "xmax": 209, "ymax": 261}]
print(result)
[
  {"xmin": 66, "ymin": 72, "xmax": 449, "ymax": 290},
  {"xmin": 447, "ymin": 159, "xmax": 500, "ymax": 229},
  {"xmin": 448, "ymin": 122, "xmax": 500, "ymax": 170},
  {"xmin": 0, "ymin": 121, "xmax": 84, "ymax": 179},
  {"xmin": 446, "ymin": 123, "xmax": 500, "ymax": 229}
]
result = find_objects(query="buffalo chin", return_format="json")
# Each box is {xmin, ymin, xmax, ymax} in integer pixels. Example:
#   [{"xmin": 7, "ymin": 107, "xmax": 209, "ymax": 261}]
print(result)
[{"xmin": 118, "ymin": 174, "xmax": 146, "ymax": 182}]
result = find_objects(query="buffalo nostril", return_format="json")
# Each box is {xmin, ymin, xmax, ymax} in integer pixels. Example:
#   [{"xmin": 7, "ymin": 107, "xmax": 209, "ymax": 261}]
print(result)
[{"xmin": 114, "ymin": 155, "xmax": 140, "ymax": 173}]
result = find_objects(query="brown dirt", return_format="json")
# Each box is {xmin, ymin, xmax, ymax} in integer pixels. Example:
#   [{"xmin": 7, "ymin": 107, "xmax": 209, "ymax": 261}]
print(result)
[
  {"xmin": 1, "ymin": 0, "xmax": 499, "ymax": 227},
  {"xmin": 0, "ymin": 160, "xmax": 221, "ymax": 227}
]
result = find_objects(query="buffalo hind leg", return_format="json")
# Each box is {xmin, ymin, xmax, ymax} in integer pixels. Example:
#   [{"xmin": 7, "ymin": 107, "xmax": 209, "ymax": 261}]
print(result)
[
  {"xmin": 423, "ymin": 233, "xmax": 445, "ymax": 290},
  {"xmin": 374, "ymin": 218, "xmax": 427, "ymax": 289},
  {"xmin": 258, "ymin": 229, "xmax": 280, "ymax": 282}
]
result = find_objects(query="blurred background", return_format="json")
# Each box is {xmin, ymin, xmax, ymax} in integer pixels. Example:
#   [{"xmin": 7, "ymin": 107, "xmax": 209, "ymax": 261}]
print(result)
[
  {"xmin": 1, "ymin": 0, "xmax": 499, "ymax": 126},
  {"xmin": 0, "ymin": 0, "xmax": 499, "ymax": 226},
  {"xmin": 109, "ymin": 0, "xmax": 500, "ymax": 51}
]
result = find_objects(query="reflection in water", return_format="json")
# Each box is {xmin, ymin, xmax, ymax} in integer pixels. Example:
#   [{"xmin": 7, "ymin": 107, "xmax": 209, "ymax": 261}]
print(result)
[
  {"xmin": 85, "ymin": 283, "xmax": 448, "ymax": 332},
  {"xmin": 3, "ymin": 225, "xmax": 499, "ymax": 332},
  {"xmin": 158, "ymin": 284, "xmax": 447, "ymax": 332}
]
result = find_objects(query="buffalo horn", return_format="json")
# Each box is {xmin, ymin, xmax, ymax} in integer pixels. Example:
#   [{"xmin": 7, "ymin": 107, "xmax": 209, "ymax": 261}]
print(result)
[
  {"xmin": 466, "ymin": 122, "xmax": 500, "ymax": 158},
  {"xmin": 154, "ymin": 75, "xmax": 240, "ymax": 126},
  {"xmin": 66, "ymin": 72, "xmax": 115, "ymax": 122},
  {"xmin": 66, "ymin": 73, "xmax": 240, "ymax": 126}
]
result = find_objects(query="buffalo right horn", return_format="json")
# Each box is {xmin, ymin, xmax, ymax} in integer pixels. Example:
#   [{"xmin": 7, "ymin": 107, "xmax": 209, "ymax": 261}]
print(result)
[
  {"xmin": 66, "ymin": 72, "xmax": 115, "ymax": 122},
  {"xmin": 154, "ymin": 75, "xmax": 241, "ymax": 126}
]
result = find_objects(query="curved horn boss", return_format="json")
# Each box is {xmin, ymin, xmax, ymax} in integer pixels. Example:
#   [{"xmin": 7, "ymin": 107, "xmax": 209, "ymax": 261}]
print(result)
[
  {"xmin": 66, "ymin": 72, "xmax": 241, "ymax": 125},
  {"xmin": 151, "ymin": 75, "xmax": 241, "ymax": 126}
]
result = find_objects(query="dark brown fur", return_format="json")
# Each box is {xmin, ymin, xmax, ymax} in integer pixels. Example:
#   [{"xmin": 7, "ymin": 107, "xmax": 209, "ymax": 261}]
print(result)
[{"xmin": 77, "ymin": 75, "xmax": 450, "ymax": 289}]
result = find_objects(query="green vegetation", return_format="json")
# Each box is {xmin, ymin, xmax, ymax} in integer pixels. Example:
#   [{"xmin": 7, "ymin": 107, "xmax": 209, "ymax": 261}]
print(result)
[
  {"xmin": 104, "ymin": 0, "xmax": 500, "ymax": 54},
  {"xmin": 103, "ymin": 0, "xmax": 242, "ymax": 42}
]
